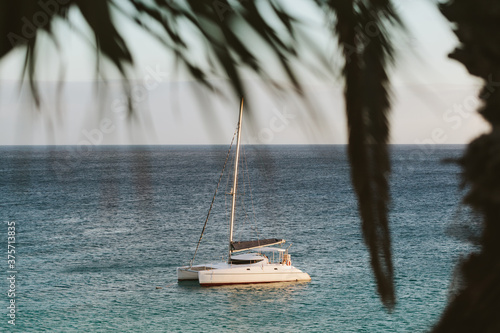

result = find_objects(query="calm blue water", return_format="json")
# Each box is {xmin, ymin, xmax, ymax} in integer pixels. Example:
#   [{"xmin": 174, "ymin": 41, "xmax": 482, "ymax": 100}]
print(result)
[{"xmin": 0, "ymin": 145, "xmax": 475, "ymax": 332}]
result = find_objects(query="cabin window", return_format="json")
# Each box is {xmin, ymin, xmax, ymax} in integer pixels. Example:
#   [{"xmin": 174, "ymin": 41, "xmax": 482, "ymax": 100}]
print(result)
[{"xmin": 230, "ymin": 259, "xmax": 263, "ymax": 265}]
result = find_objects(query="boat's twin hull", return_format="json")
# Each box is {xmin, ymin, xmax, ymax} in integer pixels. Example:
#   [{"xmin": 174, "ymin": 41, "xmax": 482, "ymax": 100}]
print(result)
[
  {"xmin": 178, "ymin": 264, "xmax": 311, "ymax": 286},
  {"xmin": 177, "ymin": 267, "xmax": 200, "ymax": 281}
]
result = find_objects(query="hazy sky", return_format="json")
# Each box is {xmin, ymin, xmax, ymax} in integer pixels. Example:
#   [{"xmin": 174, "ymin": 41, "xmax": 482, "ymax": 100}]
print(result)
[{"xmin": 0, "ymin": 0, "xmax": 490, "ymax": 145}]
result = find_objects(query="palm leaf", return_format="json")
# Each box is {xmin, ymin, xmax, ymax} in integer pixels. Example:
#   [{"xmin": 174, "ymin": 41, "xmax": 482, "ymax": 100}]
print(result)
[
  {"xmin": 0, "ymin": 0, "xmax": 404, "ymax": 311},
  {"xmin": 327, "ymin": 0, "xmax": 400, "ymax": 309}
]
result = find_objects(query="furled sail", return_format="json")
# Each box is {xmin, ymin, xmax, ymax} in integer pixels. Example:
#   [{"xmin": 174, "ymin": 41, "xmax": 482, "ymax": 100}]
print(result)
[{"xmin": 231, "ymin": 239, "xmax": 285, "ymax": 252}]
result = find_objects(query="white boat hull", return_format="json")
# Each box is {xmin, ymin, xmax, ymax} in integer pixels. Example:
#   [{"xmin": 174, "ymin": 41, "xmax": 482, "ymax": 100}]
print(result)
[
  {"xmin": 178, "ymin": 262, "xmax": 311, "ymax": 286},
  {"xmin": 177, "ymin": 265, "xmax": 214, "ymax": 281}
]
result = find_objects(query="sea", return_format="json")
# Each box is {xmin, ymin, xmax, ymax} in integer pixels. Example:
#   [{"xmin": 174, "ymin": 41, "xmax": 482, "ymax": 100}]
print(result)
[{"xmin": 0, "ymin": 145, "xmax": 477, "ymax": 332}]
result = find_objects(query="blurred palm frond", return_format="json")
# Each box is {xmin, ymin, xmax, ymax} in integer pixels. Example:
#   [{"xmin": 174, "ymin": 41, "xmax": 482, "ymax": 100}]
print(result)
[{"xmin": 0, "ymin": 0, "xmax": 407, "ymax": 311}]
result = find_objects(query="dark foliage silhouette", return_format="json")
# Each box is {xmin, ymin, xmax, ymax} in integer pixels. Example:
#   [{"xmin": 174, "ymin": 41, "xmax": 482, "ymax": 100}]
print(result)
[{"xmin": 432, "ymin": 1, "xmax": 500, "ymax": 331}]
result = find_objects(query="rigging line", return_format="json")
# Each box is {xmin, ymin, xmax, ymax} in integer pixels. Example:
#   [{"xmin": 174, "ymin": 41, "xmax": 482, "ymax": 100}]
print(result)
[
  {"xmin": 225, "ymin": 143, "xmax": 235, "ymax": 224},
  {"xmin": 191, "ymin": 128, "xmax": 238, "ymax": 266},
  {"xmin": 243, "ymin": 145, "xmax": 261, "ymax": 240},
  {"xmin": 239, "ymin": 145, "xmax": 248, "ymax": 241},
  {"xmin": 224, "ymin": 143, "xmax": 234, "ymax": 244},
  {"xmin": 238, "ymin": 145, "xmax": 244, "ymax": 240}
]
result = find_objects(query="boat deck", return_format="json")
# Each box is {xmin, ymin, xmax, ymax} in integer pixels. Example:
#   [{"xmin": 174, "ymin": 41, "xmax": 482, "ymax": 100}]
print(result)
[{"xmin": 187, "ymin": 266, "xmax": 214, "ymax": 271}]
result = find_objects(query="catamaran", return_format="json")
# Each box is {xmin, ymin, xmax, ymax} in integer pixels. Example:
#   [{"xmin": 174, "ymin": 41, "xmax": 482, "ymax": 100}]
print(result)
[{"xmin": 177, "ymin": 98, "xmax": 311, "ymax": 286}]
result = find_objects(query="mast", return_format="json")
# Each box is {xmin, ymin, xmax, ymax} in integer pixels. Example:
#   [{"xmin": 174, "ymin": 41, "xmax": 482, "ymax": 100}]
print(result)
[{"xmin": 229, "ymin": 97, "xmax": 244, "ymax": 263}]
